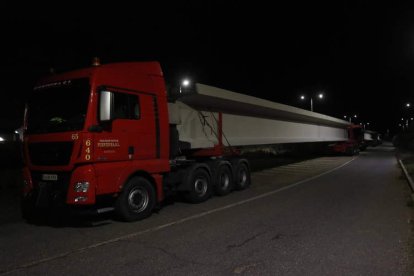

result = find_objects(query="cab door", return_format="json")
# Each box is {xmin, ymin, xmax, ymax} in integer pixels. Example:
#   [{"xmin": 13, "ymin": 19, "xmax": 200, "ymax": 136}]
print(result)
[{"xmin": 93, "ymin": 88, "xmax": 157, "ymax": 194}]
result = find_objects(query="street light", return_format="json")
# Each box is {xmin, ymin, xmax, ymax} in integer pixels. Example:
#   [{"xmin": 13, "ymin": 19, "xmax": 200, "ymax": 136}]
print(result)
[
  {"xmin": 182, "ymin": 79, "xmax": 190, "ymax": 87},
  {"xmin": 300, "ymin": 92, "xmax": 324, "ymax": 112},
  {"xmin": 360, "ymin": 122, "xmax": 370, "ymax": 130},
  {"xmin": 179, "ymin": 78, "xmax": 191, "ymax": 93},
  {"xmin": 401, "ymin": 117, "xmax": 409, "ymax": 128},
  {"xmin": 343, "ymin": 114, "xmax": 357, "ymax": 123},
  {"xmin": 404, "ymin": 102, "xmax": 412, "ymax": 128}
]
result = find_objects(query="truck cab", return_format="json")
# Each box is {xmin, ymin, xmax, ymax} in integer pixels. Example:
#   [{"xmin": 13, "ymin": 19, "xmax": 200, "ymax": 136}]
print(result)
[
  {"xmin": 328, "ymin": 124, "xmax": 362, "ymax": 155},
  {"xmin": 22, "ymin": 62, "xmax": 170, "ymax": 220}
]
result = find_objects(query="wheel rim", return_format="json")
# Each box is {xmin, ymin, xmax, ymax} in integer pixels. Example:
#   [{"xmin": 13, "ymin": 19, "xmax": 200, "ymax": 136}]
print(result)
[
  {"xmin": 238, "ymin": 169, "xmax": 247, "ymax": 187},
  {"xmin": 219, "ymin": 172, "xmax": 230, "ymax": 190},
  {"xmin": 128, "ymin": 187, "xmax": 149, "ymax": 213},
  {"xmin": 194, "ymin": 178, "xmax": 208, "ymax": 197}
]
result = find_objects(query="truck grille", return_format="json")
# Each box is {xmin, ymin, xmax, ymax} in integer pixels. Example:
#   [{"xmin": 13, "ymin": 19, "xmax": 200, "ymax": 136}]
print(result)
[{"xmin": 28, "ymin": 142, "xmax": 73, "ymax": 166}]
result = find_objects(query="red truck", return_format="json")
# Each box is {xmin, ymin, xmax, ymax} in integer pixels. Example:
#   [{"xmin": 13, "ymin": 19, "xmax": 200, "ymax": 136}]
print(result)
[
  {"xmin": 328, "ymin": 124, "xmax": 363, "ymax": 155},
  {"xmin": 21, "ymin": 61, "xmax": 351, "ymax": 221},
  {"xmin": 21, "ymin": 61, "xmax": 252, "ymax": 221}
]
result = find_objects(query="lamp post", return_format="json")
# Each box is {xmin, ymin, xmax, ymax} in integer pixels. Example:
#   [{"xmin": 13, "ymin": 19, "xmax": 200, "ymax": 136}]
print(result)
[
  {"xmin": 179, "ymin": 78, "xmax": 191, "ymax": 93},
  {"xmin": 360, "ymin": 122, "xmax": 370, "ymax": 130},
  {"xmin": 401, "ymin": 117, "xmax": 408, "ymax": 128},
  {"xmin": 300, "ymin": 92, "xmax": 324, "ymax": 112},
  {"xmin": 405, "ymin": 102, "xmax": 411, "ymax": 128},
  {"xmin": 343, "ymin": 114, "xmax": 357, "ymax": 123}
]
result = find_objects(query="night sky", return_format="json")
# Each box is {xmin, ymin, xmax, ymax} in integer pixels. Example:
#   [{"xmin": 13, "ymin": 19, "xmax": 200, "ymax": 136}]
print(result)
[{"xmin": 1, "ymin": 2, "xmax": 414, "ymax": 135}]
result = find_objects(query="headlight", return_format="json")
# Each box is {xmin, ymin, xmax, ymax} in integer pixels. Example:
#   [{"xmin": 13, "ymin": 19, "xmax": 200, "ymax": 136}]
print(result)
[{"xmin": 74, "ymin": 182, "xmax": 90, "ymax": 193}]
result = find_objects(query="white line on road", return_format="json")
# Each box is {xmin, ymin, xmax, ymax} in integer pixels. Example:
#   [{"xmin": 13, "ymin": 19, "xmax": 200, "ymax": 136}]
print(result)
[{"xmin": 0, "ymin": 157, "xmax": 357, "ymax": 275}]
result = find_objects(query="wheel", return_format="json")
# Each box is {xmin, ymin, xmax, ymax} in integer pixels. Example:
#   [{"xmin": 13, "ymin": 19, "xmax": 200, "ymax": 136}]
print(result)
[
  {"xmin": 345, "ymin": 147, "xmax": 354, "ymax": 156},
  {"xmin": 214, "ymin": 162, "xmax": 234, "ymax": 196},
  {"xmin": 234, "ymin": 161, "xmax": 251, "ymax": 190},
  {"xmin": 115, "ymin": 177, "xmax": 156, "ymax": 222},
  {"xmin": 20, "ymin": 191, "xmax": 51, "ymax": 224},
  {"xmin": 184, "ymin": 167, "xmax": 212, "ymax": 203},
  {"xmin": 20, "ymin": 192, "xmax": 38, "ymax": 222}
]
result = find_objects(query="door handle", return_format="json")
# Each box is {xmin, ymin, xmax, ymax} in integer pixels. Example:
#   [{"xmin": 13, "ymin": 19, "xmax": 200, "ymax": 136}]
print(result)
[{"xmin": 128, "ymin": 146, "xmax": 134, "ymax": 160}]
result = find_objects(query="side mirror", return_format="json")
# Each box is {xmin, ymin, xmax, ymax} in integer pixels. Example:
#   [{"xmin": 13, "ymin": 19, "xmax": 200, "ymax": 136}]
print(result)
[{"xmin": 99, "ymin": 91, "xmax": 113, "ymax": 122}]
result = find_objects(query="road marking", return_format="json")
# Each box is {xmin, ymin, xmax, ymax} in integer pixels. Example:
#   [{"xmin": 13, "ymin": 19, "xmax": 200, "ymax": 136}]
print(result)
[{"xmin": 0, "ymin": 157, "xmax": 356, "ymax": 275}]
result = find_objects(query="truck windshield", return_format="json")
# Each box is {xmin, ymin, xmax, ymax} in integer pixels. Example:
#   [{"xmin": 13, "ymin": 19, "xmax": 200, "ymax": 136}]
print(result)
[{"xmin": 27, "ymin": 78, "xmax": 90, "ymax": 134}]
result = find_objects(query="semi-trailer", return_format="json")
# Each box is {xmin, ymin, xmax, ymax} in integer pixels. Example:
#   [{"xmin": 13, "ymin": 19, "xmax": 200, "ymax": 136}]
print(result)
[{"xmin": 21, "ymin": 61, "xmax": 352, "ymax": 221}]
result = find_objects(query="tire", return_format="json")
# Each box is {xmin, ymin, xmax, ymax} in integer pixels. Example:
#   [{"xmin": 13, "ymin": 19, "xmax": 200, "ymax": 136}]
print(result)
[
  {"xmin": 184, "ymin": 167, "xmax": 212, "ymax": 203},
  {"xmin": 21, "ymin": 192, "xmax": 37, "ymax": 222},
  {"xmin": 234, "ymin": 161, "xmax": 251, "ymax": 191},
  {"xmin": 115, "ymin": 177, "xmax": 156, "ymax": 222},
  {"xmin": 20, "ymin": 191, "xmax": 50, "ymax": 224},
  {"xmin": 214, "ymin": 162, "xmax": 234, "ymax": 196},
  {"xmin": 345, "ymin": 147, "xmax": 354, "ymax": 156}
]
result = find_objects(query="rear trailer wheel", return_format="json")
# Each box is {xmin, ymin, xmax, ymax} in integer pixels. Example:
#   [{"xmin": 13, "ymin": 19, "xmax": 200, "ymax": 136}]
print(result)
[
  {"xmin": 184, "ymin": 167, "xmax": 212, "ymax": 203},
  {"xmin": 214, "ymin": 163, "xmax": 234, "ymax": 196},
  {"xmin": 115, "ymin": 177, "xmax": 156, "ymax": 222},
  {"xmin": 234, "ymin": 162, "xmax": 251, "ymax": 190}
]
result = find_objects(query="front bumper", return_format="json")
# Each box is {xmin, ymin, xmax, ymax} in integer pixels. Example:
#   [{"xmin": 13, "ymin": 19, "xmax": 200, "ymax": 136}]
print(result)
[{"xmin": 22, "ymin": 165, "xmax": 97, "ymax": 208}]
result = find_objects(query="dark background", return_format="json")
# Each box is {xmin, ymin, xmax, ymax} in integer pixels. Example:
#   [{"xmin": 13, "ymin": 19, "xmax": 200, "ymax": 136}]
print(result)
[{"xmin": 1, "ymin": 1, "xmax": 414, "ymax": 135}]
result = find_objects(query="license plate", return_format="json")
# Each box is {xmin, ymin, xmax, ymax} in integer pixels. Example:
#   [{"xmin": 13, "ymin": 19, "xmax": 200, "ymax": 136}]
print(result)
[{"xmin": 42, "ymin": 174, "xmax": 58, "ymax": 181}]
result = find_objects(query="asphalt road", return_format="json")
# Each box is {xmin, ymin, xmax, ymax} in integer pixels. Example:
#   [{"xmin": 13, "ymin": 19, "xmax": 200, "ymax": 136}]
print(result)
[{"xmin": 0, "ymin": 143, "xmax": 412, "ymax": 275}]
